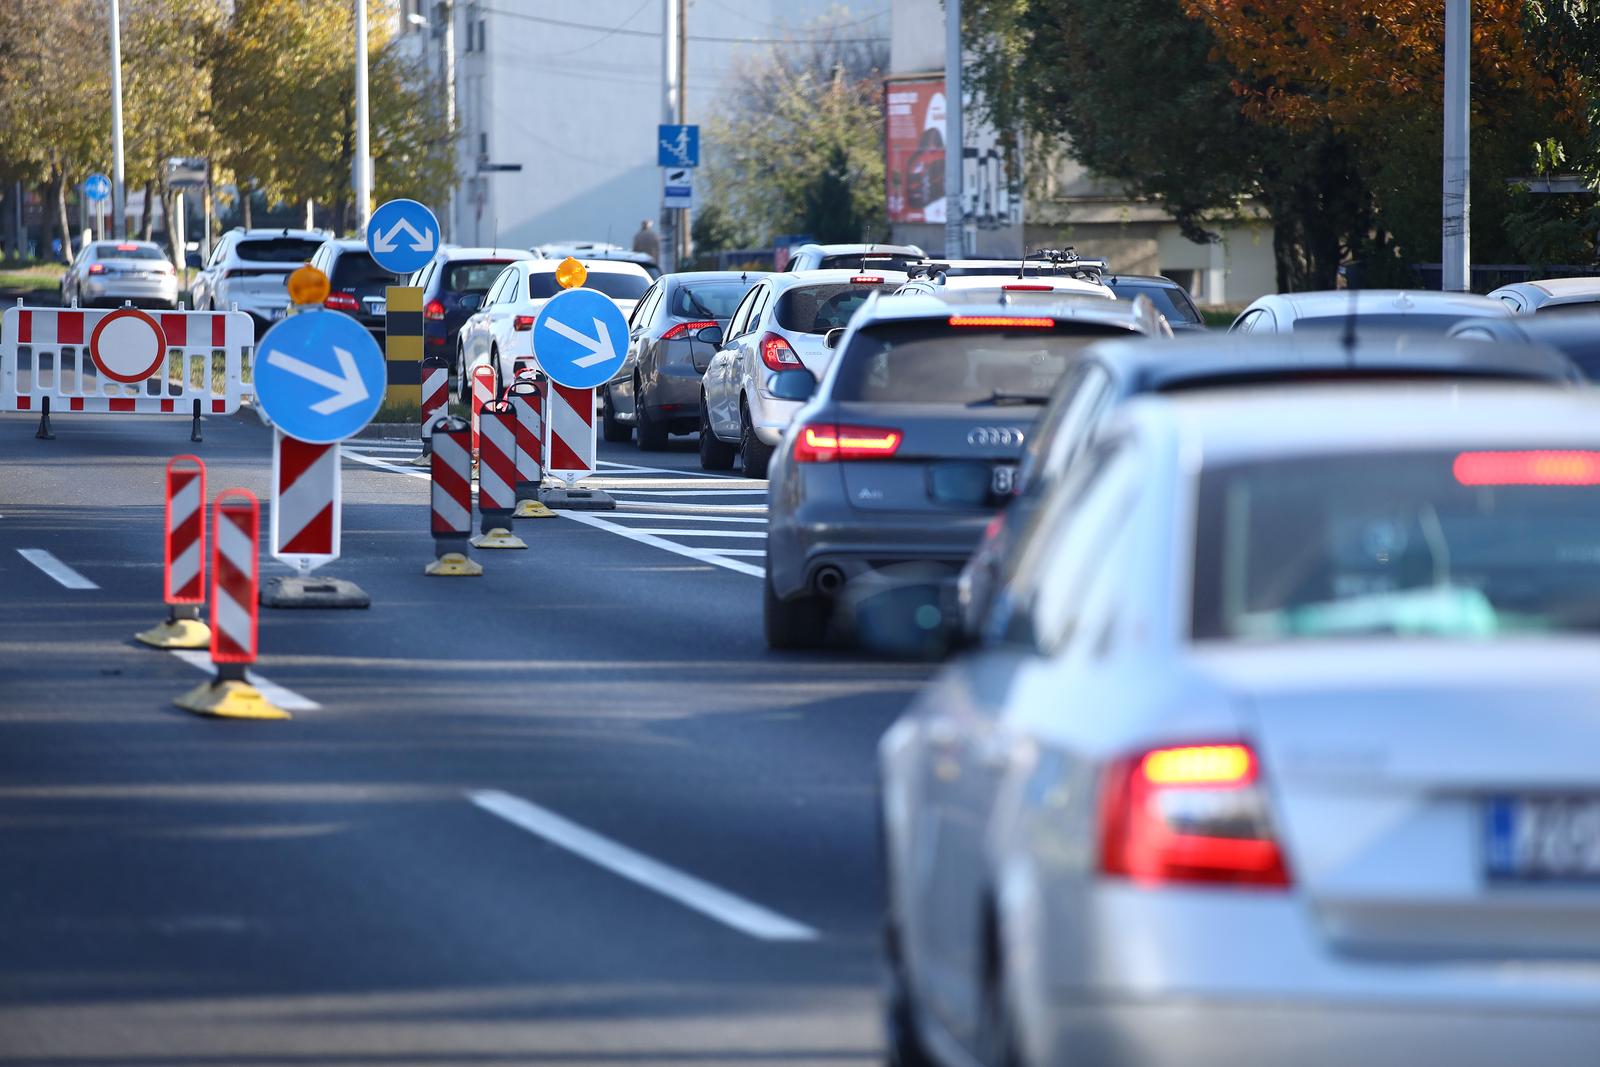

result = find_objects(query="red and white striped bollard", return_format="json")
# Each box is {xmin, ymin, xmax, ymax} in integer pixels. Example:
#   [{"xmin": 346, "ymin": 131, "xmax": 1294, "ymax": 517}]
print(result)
[
  {"xmin": 136, "ymin": 454, "xmax": 211, "ymax": 649},
  {"xmin": 508, "ymin": 372, "xmax": 552, "ymax": 518},
  {"xmin": 472, "ymin": 400, "xmax": 527, "ymax": 548},
  {"xmin": 425, "ymin": 415, "xmax": 483, "ymax": 576}
]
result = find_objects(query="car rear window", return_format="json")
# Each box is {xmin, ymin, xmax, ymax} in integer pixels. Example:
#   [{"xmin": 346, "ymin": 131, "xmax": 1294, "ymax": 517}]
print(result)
[
  {"xmin": 670, "ymin": 280, "xmax": 754, "ymax": 319},
  {"xmin": 94, "ymin": 243, "xmax": 165, "ymax": 261},
  {"xmin": 1294, "ymin": 313, "xmax": 1474, "ymax": 333},
  {"xmin": 330, "ymin": 251, "xmax": 402, "ymax": 290},
  {"xmin": 1106, "ymin": 280, "xmax": 1202, "ymax": 325},
  {"xmin": 817, "ymin": 253, "xmax": 921, "ymax": 272},
  {"xmin": 831, "ymin": 320, "xmax": 1128, "ymax": 404},
  {"xmin": 235, "ymin": 238, "xmax": 324, "ymax": 263},
  {"xmin": 528, "ymin": 272, "xmax": 649, "ymax": 301},
  {"xmin": 444, "ymin": 260, "xmax": 515, "ymax": 294},
  {"xmin": 1192, "ymin": 449, "xmax": 1600, "ymax": 640},
  {"xmin": 775, "ymin": 283, "xmax": 898, "ymax": 333}
]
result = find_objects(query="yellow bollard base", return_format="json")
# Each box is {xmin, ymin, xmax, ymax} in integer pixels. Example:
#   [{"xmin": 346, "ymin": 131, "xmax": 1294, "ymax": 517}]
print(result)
[
  {"xmin": 514, "ymin": 499, "xmax": 556, "ymax": 519},
  {"xmin": 472, "ymin": 528, "xmax": 528, "ymax": 549},
  {"xmin": 174, "ymin": 679, "xmax": 291, "ymax": 721},
  {"xmin": 135, "ymin": 617, "xmax": 212, "ymax": 649},
  {"xmin": 425, "ymin": 552, "xmax": 484, "ymax": 576}
]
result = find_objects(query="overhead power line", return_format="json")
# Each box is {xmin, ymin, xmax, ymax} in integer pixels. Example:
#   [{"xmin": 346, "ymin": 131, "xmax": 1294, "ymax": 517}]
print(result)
[{"xmin": 478, "ymin": 6, "xmax": 888, "ymax": 45}]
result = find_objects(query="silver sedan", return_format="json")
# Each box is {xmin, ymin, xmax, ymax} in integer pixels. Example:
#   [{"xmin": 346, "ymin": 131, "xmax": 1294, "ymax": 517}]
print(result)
[{"xmin": 60, "ymin": 240, "xmax": 178, "ymax": 309}]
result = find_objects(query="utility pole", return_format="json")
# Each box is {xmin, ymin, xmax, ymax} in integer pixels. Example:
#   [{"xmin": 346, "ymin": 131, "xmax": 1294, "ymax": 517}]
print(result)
[
  {"xmin": 943, "ymin": 0, "xmax": 963, "ymax": 259},
  {"xmin": 354, "ymin": 0, "xmax": 373, "ymax": 235},
  {"xmin": 660, "ymin": 0, "xmax": 680, "ymax": 274},
  {"xmin": 109, "ymin": 0, "xmax": 126, "ymax": 238},
  {"xmin": 1442, "ymin": 0, "xmax": 1470, "ymax": 291},
  {"xmin": 440, "ymin": 1, "xmax": 456, "ymax": 243},
  {"xmin": 677, "ymin": 0, "xmax": 688, "ymax": 268}
]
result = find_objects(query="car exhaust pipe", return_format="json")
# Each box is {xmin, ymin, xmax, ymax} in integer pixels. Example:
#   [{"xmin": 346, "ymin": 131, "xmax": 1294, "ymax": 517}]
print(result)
[{"xmin": 814, "ymin": 566, "xmax": 846, "ymax": 596}]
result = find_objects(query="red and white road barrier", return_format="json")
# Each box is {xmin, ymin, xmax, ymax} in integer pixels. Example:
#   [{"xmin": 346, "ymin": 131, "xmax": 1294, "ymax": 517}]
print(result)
[
  {"xmin": 425, "ymin": 416, "xmax": 482, "ymax": 575},
  {"xmin": 472, "ymin": 402, "xmax": 526, "ymax": 548},
  {"xmin": 545, "ymin": 382, "xmax": 597, "ymax": 486},
  {"xmin": 508, "ymin": 374, "xmax": 544, "ymax": 501},
  {"xmin": 210, "ymin": 489, "xmax": 261, "ymax": 668},
  {"xmin": 420, "ymin": 355, "xmax": 449, "ymax": 454},
  {"xmin": 1, "ymin": 303, "xmax": 255, "ymax": 439},
  {"xmin": 164, "ymin": 455, "xmax": 207, "ymax": 605},
  {"xmin": 270, "ymin": 431, "xmax": 340, "ymax": 573},
  {"xmin": 470, "ymin": 364, "xmax": 497, "ymax": 457}
]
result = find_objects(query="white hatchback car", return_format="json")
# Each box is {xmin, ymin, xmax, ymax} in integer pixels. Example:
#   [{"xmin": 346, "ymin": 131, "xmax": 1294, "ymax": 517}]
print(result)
[
  {"xmin": 698, "ymin": 269, "xmax": 905, "ymax": 476},
  {"xmin": 1230, "ymin": 289, "xmax": 1513, "ymax": 334},
  {"xmin": 880, "ymin": 384, "xmax": 1600, "ymax": 1067},
  {"xmin": 456, "ymin": 258, "xmax": 652, "ymax": 398},
  {"xmin": 190, "ymin": 228, "xmax": 329, "ymax": 333}
]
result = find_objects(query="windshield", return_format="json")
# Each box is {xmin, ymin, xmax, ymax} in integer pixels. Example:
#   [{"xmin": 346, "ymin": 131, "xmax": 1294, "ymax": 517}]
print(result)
[
  {"xmin": 1106, "ymin": 280, "xmax": 1202, "ymax": 324},
  {"xmin": 443, "ymin": 260, "xmax": 516, "ymax": 294},
  {"xmin": 236, "ymin": 237, "xmax": 324, "ymax": 263},
  {"xmin": 831, "ymin": 321, "xmax": 1126, "ymax": 404},
  {"xmin": 670, "ymin": 279, "xmax": 758, "ymax": 319},
  {"xmin": 1193, "ymin": 450, "xmax": 1600, "ymax": 640},
  {"xmin": 94, "ymin": 242, "xmax": 165, "ymax": 261},
  {"xmin": 775, "ymin": 283, "xmax": 898, "ymax": 333}
]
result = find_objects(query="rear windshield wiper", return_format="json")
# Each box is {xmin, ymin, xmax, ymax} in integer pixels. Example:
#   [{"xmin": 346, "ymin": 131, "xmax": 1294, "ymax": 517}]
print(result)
[{"xmin": 968, "ymin": 391, "xmax": 1050, "ymax": 407}]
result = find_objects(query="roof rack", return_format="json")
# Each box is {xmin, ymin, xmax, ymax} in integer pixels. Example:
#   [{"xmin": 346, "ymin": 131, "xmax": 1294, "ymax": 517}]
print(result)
[
  {"xmin": 905, "ymin": 260, "xmax": 949, "ymax": 281},
  {"xmin": 1025, "ymin": 247, "xmax": 1108, "ymax": 282}
]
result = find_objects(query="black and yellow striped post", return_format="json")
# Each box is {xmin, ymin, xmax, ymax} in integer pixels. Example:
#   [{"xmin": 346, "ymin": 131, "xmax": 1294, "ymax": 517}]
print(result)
[{"xmin": 384, "ymin": 286, "xmax": 424, "ymax": 413}]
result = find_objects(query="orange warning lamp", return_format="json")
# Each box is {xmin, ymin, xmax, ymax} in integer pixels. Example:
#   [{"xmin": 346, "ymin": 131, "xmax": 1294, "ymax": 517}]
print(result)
[
  {"xmin": 555, "ymin": 257, "xmax": 587, "ymax": 290},
  {"xmin": 287, "ymin": 265, "xmax": 330, "ymax": 306}
]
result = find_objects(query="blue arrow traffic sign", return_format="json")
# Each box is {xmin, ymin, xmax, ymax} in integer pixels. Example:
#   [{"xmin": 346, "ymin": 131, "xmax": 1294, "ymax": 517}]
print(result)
[
  {"xmin": 254, "ymin": 309, "xmax": 386, "ymax": 444},
  {"xmin": 658, "ymin": 124, "xmax": 699, "ymax": 168},
  {"xmin": 532, "ymin": 288, "xmax": 629, "ymax": 390},
  {"xmin": 367, "ymin": 198, "xmax": 439, "ymax": 275},
  {"xmin": 84, "ymin": 173, "xmax": 111, "ymax": 202}
]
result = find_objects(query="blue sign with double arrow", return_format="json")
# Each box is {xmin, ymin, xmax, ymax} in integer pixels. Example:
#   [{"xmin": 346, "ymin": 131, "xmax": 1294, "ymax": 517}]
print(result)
[
  {"xmin": 254, "ymin": 309, "xmax": 386, "ymax": 444},
  {"xmin": 367, "ymin": 198, "xmax": 440, "ymax": 275},
  {"xmin": 532, "ymin": 288, "xmax": 629, "ymax": 390},
  {"xmin": 84, "ymin": 173, "xmax": 111, "ymax": 202}
]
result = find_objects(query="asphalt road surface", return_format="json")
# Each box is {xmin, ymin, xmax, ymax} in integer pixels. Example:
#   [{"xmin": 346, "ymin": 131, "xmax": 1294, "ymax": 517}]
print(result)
[{"xmin": 0, "ymin": 407, "xmax": 932, "ymax": 1066}]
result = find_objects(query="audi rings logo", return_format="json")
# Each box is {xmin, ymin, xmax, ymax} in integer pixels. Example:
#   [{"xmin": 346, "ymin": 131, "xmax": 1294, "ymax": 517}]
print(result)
[{"xmin": 968, "ymin": 426, "xmax": 1026, "ymax": 447}]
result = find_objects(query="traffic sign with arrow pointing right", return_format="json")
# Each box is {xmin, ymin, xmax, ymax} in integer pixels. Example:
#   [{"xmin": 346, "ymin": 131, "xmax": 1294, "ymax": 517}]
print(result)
[
  {"xmin": 531, "ymin": 287, "xmax": 629, "ymax": 390},
  {"xmin": 367, "ymin": 198, "xmax": 440, "ymax": 275},
  {"xmin": 254, "ymin": 309, "xmax": 386, "ymax": 444}
]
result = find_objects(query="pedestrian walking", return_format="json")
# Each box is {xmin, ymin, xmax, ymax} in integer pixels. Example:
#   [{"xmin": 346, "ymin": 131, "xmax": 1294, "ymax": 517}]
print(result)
[{"xmin": 632, "ymin": 218, "xmax": 660, "ymax": 261}]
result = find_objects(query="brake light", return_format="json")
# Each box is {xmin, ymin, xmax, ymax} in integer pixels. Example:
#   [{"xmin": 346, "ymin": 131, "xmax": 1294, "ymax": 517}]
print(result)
[
  {"xmin": 851, "ymin": 275, "xmax": 884, "ymax": 284},
  {"xmin": 792, "ymin": 422, "xmax": 902, "ymax": 462},
  {"xmin": 115, "ymin": 243, "xmax": 140, "ymax": 252},
  {"xmin": 87, "ymin": 263, "xmax": 106, "ymax": 274},
  {"xmin": 759, "ymin": 332, "xmax": 802, "ymax": 370},
  {"xmin": 662, "ymin": 319, "xmax": 718, "ymax": 340},
  {"xmin": 947, "ymin": 315, "xmax": 1054, "ymax": 328},
  {"xmin": 1453, "ymin": 450, "xmax": 1600, "ymax": 486},
  {"xmin": 1099, "ymin": 742, "xmax": 1290, "ymax": 888},
  {"xmin": 424, "ymin": 298, "xmax": 445, "ymax": 321},
  {"xmin": 513, "ymin": 315, "xmax": 535, "ymax": 331},
  {"xmin": 1002, "ymin": 284, "xmax": 1053, "ymax": 292},
  {"xmin": 324, "ymin": 291, "xmax": 360, "ymax": 312}
]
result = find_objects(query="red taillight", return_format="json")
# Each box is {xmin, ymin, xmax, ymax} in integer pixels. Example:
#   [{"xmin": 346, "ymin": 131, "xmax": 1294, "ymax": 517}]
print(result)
[
  {"xmin": 87, "ymin": 263, "xmax": 106, "ymax": 274},
  {"xmin": 792, "ymin": 422, "xmax": 902, "ymax": 463},
  {"xmin": 759, "ymin": 332, "xmax": 803, "ymax": 370},
  {"xmin": 324, "ymin": 291, "xmax": 360, "ymax": 312},
  {"xmin": 947, "ymin": 315, "xmax": 1054, "ymax": 328},
  {"xmin": 662, "ymin": 319, "xmax": 718, "ymax": 340},
  {"xmin": 1002, "ymin": 284, "xmax": 1053, "ymax": 291},
  {"xmin": 1453, "ymin": 450, "xmax": 1600, "ymax": 486},
  {"xmin": 424, "ymin": 298, "xmax": 445, "ymax": 321},
  {"xmin": 513, "ymin": 315, "xmax": 536, "ymax": 331},
  {"xmin": 851, "ymin": 275, "xmax": 885, "ymax": 284},
  {"xmin": 115, "ymin": 243, "xmax": 140, "ymax": 252},
  {"xmin": 1099, "ymin": 742, "xmax": 1290, "ymax": 888}
]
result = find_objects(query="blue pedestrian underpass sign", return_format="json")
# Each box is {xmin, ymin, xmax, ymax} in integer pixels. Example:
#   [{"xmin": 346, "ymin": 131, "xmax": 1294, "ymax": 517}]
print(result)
[
  {"xmin": 85, "ymin": 174, "xmax": 111, "ymax": 202},
  {"xmin": 533, "ymin": 288, "xmax": 630, "ymax": 390},
  {"xmin": 658, "ymin": 124, "xmax": 700, "ymax": 168},
  {"xmin": 367, "ymin": 198, "xmax": 440, "ymax": 275},
  {"xmin": 254, "ymin": 309, "xmax": 386, "ymax": 444}
]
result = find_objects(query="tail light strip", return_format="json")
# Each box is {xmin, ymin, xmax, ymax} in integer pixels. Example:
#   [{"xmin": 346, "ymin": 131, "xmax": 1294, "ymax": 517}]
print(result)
[{"xmin": 793, "ymin": 423, "xmax": 902, "ymax": 462}]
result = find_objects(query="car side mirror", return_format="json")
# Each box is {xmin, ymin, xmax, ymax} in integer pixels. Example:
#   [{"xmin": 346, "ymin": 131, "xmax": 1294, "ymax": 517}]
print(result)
[
  {"xmin": 768, "ymin": 368, "xmax": 816, "ymax": 402},
  {"xmin": 462, "ymin": 294, "xmax": 484, "ymax": 310},
  {"xmin": 695, "ymin": 324, "xmax": 724, "ymax": 347},
  {"xmin": 824, "ymin": 327, "xmax": 847, "ymax": 350}
]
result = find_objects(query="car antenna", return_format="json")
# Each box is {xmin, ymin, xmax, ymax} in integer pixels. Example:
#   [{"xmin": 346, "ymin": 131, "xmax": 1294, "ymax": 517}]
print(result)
[{"xmin": 1341, "ymin": 263, "xmax": 1360, "ymax": 365}]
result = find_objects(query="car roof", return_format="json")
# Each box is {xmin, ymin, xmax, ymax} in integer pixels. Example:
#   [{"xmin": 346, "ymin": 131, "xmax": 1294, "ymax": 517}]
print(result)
[
  {"xmin": 1105, "ymin": 274, "xmax": 1184, "ymax": 288},
  {"xmin": 1081, "ymin": 332, "xmax": 1582, "ymax": 390},
  {"xmin": 929, "ymin": 275, "xmax": 1113, "ymax": 297},
  {"xmin": 1449, "ymin": 312, "xmax": 1600, "ymax": 357},
  {"xmin": 527, "ymin": 258, "xmax": 650, "ymax": 276},
  {"xmin": 1513, "ymin": 277, "xmax": 1600, "ymax": 299},
  {"xmin": 232, "ymin": 228, "xmax": 325, "ymax": 240},
  {"xmin": 794, "ymin": 243, "xmax": 923, "ymax": 256},
  {"xmin": 434, "ymin": 247, "xmax": 538, "ymax": 261},
  {"xmin": 1119, "ymin": 383, "xmax": 1600, "ymax": 467},
  {"xmin": 1254, "ymin": 289, "xmax": 1511, "ymax": 318},
  {"xmin": 763, "ymin": 268, "xmax": 909, "ymax": 289}
]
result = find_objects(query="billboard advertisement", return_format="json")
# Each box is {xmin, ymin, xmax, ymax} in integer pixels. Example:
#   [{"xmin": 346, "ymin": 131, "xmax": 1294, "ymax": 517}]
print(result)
[{"xmin": 885, "ymin": 76, "xmax": 1023, "ymax": 235}]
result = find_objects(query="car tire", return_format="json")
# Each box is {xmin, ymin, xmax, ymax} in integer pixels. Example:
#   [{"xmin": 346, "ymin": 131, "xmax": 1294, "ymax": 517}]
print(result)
[
  {"xmin": 740, "ymin": 399, "xmax": 774, "ymax": 479},
  {"xmin": 976, "ymin": 917, "xmax": 1024, "ymax": 1067},
  {"xmin": 699, "ymin": 395, "xmax": 736, "ymax": 471},
  {"xmin": 601, "ymin": 385, "xmax": 632, "ymax": 443},
  {"xmin": 884, "ymin": 925, "xmax": 939, "ymax": 1067},
  {"xmin": 763, "ymin": 566, "xmax": 829, "ymax": 650},
  {"xmin": 634, "ymin": 378, "xmax": 669, "ymax": 450}
]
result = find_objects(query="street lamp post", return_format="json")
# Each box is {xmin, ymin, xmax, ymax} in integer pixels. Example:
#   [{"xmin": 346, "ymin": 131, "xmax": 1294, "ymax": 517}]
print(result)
[
  {"xmin": 109, "ymin": 0, "xmax": 126, "ymax": 238},
  {"xmin": 943, "ymin": 0, "xmax": 963, "ymax": 259},
  {"xmin": 354, "ymin": 0, "xmax": 373, "ymax": 235},
  {"xmin": 1442, "ymin": 0, "xmax": 1470, "ymax": 291}
]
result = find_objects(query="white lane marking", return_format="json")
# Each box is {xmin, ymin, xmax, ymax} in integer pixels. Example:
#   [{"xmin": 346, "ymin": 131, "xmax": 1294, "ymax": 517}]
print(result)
[
  {"xmin": 607, "ymin": 513, "xmax": 766, "ymax": 525},
  {"xmin": 597, "ymin": 459, "xmax": 734, "ymax": 479},
  {"xmin": 169, "ymin": 650, "xmax": 321, "ymax": 712},
  {"xmin": 617, "ymin": 501, "xmax": 768, "ymax": 515},
  {"xmin": 713, "ymin": 549, "xmax": 766, "ymax": 557},
  {"xmin": 623, "ymin": 528, "xmax": 766, "ymax": 539},
  {"xmin": 17, "ymin": 549, "xmax": 98, "ymax": 589},
  {"xmin": 559, "ymin": 510, "xmax": 764, "ymax": 578},
  {"xmin": 607, "ymin": 488, "xmax": 768, "ymax": 497},
  {"xmin": 344, "ymin": 451, "xmax": 431, "ymax": 481},
  {"xmin": 467, "ymin": 789, "xmax": 817, "ymax": 942},
  {"xmin": 345, "ymin": 443, "xmax": 423, "ymax": 454}
]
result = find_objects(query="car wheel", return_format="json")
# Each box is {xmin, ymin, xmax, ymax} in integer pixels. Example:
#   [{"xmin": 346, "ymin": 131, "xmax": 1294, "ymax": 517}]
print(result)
[
  {"xmin": 740, "ymin": 399, "xmax": 774, "ymax": 479},
  {"xmin": 634, "ymin": 378, "xmax": 669, "ymax": 450},
  {"xmin": 763, "ymin": 565, "xmax": 829, "ymax": 650},
  {"xmin": 699, "ymin": 394, "xmax": 736, "ymax": 471},
  {"xmin": 884, "ymin": 923, "xmax": 939, "ymax": 1067},
  {"xmin": 976, "ymin": 919, "xmax": 1024, "ymax": 1067},
  {"xmin": 456, "ymin": 348, "xmax": 471, "ymax": 404},
  {"xmin": 600, "ymin": 385, "xmax": 631, "ymax": 443}
]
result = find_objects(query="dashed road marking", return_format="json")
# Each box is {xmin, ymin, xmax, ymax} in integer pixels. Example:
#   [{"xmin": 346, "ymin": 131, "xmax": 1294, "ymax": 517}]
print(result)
[
  {"xmin": 17, "ymin": 549, "xmax": 98, "ymax": 589},
  {"xmin": 558, "ymin": 511, "xmax": 764, "ymax": 578}
]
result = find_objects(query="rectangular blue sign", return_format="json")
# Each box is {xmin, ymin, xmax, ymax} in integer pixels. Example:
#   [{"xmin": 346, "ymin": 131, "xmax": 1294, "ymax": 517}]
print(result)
[{"xmin": 658, "ymin": 124, "xmax": 700, "ymax": 168}]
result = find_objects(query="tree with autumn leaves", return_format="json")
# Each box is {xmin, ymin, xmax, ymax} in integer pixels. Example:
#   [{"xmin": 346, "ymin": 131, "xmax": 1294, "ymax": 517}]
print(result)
[{"xmin": 965, "ymin": 0, "xmax": 1593, "ymax": 290}]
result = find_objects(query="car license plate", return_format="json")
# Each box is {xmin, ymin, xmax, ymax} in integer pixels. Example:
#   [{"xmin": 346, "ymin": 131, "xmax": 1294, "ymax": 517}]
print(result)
[
  {"xmin": 369, "ymin": 300, "xmax": 387, "ymax": 316},
  {"xmin": 1485, "ymin": 796, "xmax": 1600, "ymax": 881},
  {"xmin": 270, "ymin": 308, "xmax": 287, "ymax": 321},
  {"xmin": 991, "ymin": 464, "xmax": 1017, "ymax": 496}
]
